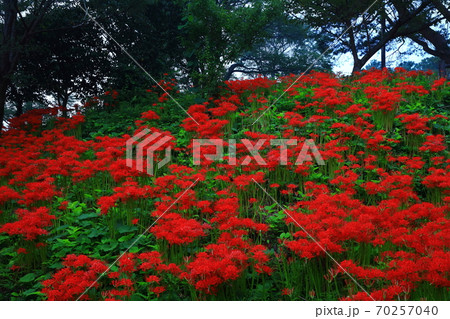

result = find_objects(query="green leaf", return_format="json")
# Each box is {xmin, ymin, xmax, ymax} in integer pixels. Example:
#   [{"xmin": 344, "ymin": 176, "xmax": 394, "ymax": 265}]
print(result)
[
  {"xmin": 56, "ymin": 238, "xmax": 77, "ymax": 247},
  {"xmin": 118, "ymin": 234, "xmax": 134, "ymax": 242},
  {"xmin": 129, "ymin": 246, "xmax": 140, "ymax": 253},
  {"xmin": 99, "ymin": 241, "xmax": 118, "ymax": 252},
  {"xmin": 79, "ymin": 212, "xmax": 99, "ymax": 220},
  {"xmin": 19, "ymin": 273, "xmax": 36, "ymax": 283},
  {"xmin": 117, "ymin": 225, "xmax": 137, "ymax": 234},
  {"xmin": 24, "ymin": 289, "xmax": 44, "ymax": 297},
  {"xmin": 130, "ymin": 293, "xmax": 146, "ymax": 301},
  {"xmin": 72, "ymin": 207, "xmax": 83, "ymax": 215},
  {"xmin": 88, "ymin": 229, "xmax": 104, "ymax": 238}
]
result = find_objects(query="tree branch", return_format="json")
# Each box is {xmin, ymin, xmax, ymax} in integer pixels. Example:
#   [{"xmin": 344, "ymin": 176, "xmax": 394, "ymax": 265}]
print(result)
[{"xmin": 430, "ymin": 0, "xmax": 450, "ymax": 22}]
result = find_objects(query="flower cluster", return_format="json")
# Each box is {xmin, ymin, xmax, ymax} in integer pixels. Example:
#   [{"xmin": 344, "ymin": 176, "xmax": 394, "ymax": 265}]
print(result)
[{"xmin": 0, "ymin": 68, "xmax": 448, "ymax": 301}]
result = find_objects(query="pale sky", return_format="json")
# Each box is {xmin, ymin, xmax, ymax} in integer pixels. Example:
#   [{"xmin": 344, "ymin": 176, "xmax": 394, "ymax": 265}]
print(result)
[{"xmin": 333, "ymin": 40, "xmax": 434, "ymax": 74}]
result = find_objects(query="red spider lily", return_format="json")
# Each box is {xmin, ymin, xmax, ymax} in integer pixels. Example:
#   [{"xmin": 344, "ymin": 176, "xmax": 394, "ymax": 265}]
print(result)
[
  {"xmin": 184, "ymin": 244, "xmax": 248, "ymax": 294},
  {"xmin": 0, "ymin": 70, "xmax": 448, "ymax": 301},
  {"xmin": 41, "ymin": 254, "xmax": 107, "ymax": 301},
  {"xmin": 419, "ymin": 135, "xmax": 447, "ymax": 152},
  {"xmin": 0, "ymin": 207, "xmax": 55, "ymax": 240},
  {"xmin": 151, "ymin": 213, "xmax": 209, "ymax": 245},
  {"xmin": 225, "ymin": 77, "xmax": 276, "ymax": 94}
]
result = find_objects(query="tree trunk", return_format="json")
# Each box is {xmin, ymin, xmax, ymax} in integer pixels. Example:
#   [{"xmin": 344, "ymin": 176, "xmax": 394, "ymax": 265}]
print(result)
[
  {"xmin": 418, "ymin": 27, "xmax": 450, "ymax": 64},
  {"xmin": 439, "ymin": 59, "xmax": 447, "ymax": 78},
  {"xmin": 430, "ymin": 0, "xmax": 450, "ymax": 22},
  {"xmin": 14, "ymin": 98, "xmax": 23, "ymax": 117},
  {"xmin": 346, "ymin": 20, "xmax": 363, "ymax": 74},
  {"xmin": 347, "ymin": 0, "xmax": 434, "ymax": 74},
  {"xmin": 381, "ymin": 2, "xmax": 386, "ymax": 68},
  {"xmin": 10, "ymin": 83, "xmax": 23, "ymax": 117},
  {"xmin": 0, "ymin": 0, "xmax": 18, "ymax": 133},
  {"xmin": 352, "ymin": 62, "xmax": 363, "ymax": 74},
  {"xmin": 0, "ymin": 0, "xmax": 54, "ymax": 132},
  {"xmin": 61, "ymin": 93, "xmax": 69, "ymax": 117},
  {"xmin": 223, "ymin": 63, "xmax": 245, "ymax": 81},
  {"xmin": 0, "ymin": 80, "xmax": 9, "ymax": 132}
]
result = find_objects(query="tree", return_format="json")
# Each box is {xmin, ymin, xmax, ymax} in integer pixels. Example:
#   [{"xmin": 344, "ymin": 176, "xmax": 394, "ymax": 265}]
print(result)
[
  {"xmin": 224, "ymin": 7, "xmax": 332, "ymax": 79},
  {"xmin": 390, "ymin": 0, "xmax": 450, "ymax": 76},
  {"xmin": 0, "ymin": 0, "xmax": 58, "ymax": 131},
  {"xmin": 177, "ymin": 0, "xmax": 271, "ymax": 92},
  {"xmin": 2, "ymin": 0, "xmax": 187, "ymax": 124},
  {"xmin": 288, "ymin": 0, "xmax": 449, "ymax": 73},
  {"xmin": 83, "ymin": 0, "xmax": 185, "ymax": 91},
  {"xmin": 10, "ymin": 4, "xmax": 109, "ymax": 117}
]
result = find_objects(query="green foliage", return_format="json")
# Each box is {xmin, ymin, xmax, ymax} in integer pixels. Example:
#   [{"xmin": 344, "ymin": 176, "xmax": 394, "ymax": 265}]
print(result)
[
  {"xmin": 178, "ymin": 0, "xmax": 271, "ymax": 92},
  {"xmin": 82, "ymin": 85, "xmax": 204, "ymax": 139},
  {"xmin": 288, "ymin": 0, "xmax": 449, "ymax": 71},
  {"xmin": 13, "ymin": 5, "xmax": 109, "ymax": 111}
]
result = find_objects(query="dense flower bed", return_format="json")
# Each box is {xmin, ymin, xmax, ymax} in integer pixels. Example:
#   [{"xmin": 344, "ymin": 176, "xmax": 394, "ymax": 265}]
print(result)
[{"xmin": 0, "ymin": 69, "xmax": 448, "ymax": 301}]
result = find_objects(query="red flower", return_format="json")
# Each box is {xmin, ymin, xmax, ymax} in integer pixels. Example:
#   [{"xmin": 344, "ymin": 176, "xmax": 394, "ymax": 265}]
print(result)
[
  {"xmin": 0, "ymin": 207, "xmax": 55, "ymax": 240},
  {"xmin": 282, "ymin": 288, "xmax": 294, "ymax": 296},
  {"xmin": 150, "ymin": 286, "xmax": 166, "ymax": 296},
  {"xmin": 17, "ymin": 248, "xmax": 28, "ymax": 254}
]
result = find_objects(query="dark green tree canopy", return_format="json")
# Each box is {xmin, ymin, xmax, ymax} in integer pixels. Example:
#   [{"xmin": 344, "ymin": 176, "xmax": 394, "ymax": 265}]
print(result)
[
  {"xmin": 1, "ymin": 0, "xmax": 448, "ymax": 130},
  {"xmin": 288, "ymin": 0, "xmax": 449, "ymax": 72}
]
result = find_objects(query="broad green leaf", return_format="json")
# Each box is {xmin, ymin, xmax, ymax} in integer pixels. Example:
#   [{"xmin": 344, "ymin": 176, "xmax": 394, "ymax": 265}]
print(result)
[{"xmin": 19, "ymin": 273, "xmax": 36, "ymax": 283}]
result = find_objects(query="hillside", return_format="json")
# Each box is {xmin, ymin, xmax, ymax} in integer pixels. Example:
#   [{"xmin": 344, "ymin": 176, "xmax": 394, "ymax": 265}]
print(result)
[{"xmin": 0, "ymin": 69, "xmax": 449, "ymax": 301}]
